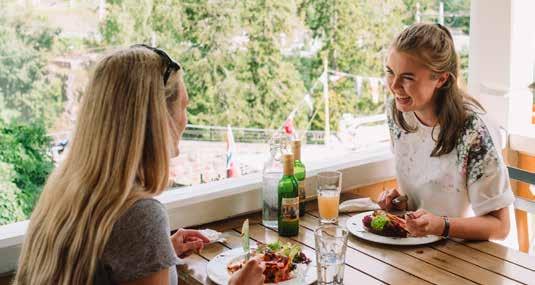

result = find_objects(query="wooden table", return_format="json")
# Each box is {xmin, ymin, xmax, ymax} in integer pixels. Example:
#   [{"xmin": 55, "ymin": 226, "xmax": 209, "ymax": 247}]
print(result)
[{"xmin": 178, "ymin": 198, "xmax": 535, "ymax": 285}]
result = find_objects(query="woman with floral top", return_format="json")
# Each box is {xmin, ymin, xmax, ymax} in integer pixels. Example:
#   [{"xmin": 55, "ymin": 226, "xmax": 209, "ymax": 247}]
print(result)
[{"xmin": 378, "ymin": 23, "xmax": 514, "ymax": 240}]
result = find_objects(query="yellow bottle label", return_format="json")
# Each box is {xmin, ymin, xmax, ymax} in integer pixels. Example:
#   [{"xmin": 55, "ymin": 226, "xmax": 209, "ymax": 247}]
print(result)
[{"xmin": 281, "ymin": 197, "xmax": 299, "ymax": 221}]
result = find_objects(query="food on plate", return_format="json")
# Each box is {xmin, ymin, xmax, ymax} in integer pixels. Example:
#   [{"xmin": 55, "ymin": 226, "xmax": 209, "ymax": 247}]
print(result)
[
  {"xmin": 362, "ymin": 210, "xmax": 409, "ymax": 237},
  {"xmin": 227, "ymin": 241, "xmax": 311, "ymax": 283}
]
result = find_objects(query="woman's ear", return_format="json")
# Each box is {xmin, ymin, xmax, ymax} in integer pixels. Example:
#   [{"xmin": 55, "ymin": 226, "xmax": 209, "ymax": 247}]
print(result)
[{"xmin": 435, "ymin": 72, "xmax": 450, "ymax": 89}]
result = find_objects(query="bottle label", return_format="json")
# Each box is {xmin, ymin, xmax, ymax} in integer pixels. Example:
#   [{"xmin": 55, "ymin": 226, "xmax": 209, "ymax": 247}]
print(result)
[
  {"xmin": 281, "ymin": 197, "xmax": 299, "ymax": 222},
  {"xmin": 298, "ymin": 181, "xmax": 306, "ymax": 201}
]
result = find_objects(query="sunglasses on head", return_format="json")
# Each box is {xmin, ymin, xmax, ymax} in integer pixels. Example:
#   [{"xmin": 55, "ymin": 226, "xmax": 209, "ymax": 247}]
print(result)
[{"xmin": 131, "ymin": 44, "xmax": 181, "ymax": 86}]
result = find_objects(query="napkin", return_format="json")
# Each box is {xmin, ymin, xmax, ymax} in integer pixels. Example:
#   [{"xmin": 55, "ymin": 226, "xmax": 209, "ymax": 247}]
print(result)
[
  {"xmin": 199, "ymin": 228, "xmax": 225, "ymax": 244},
  {"xmin": 339, "ymin": 197, "xmax": 380, "ymax": 213},
  {"xmin": 176, "ymin": 229, "xmax": 224, "ymax": 264}
]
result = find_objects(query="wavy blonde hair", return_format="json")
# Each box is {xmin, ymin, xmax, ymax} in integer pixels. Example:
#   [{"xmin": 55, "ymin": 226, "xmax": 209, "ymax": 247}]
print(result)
[
  {"xmin": 14, "ymin": 46, "xmax": 182, "ymax": 285},
  {"xmin": 390, "ymin": 23, "xmax": 483, "ymax": 157}
]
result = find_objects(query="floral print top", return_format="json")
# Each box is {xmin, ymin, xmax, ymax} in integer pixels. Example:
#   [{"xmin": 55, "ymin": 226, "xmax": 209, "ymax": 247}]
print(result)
[{"xmin": 387, "ymin": 98, "xmax": 514, "ymax": 217}]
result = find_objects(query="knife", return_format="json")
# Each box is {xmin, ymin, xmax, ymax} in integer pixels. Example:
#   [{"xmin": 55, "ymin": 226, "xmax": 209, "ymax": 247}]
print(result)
[{"xmin": 241, "ymin": 219, "xmax": 250, "ymax": 261}]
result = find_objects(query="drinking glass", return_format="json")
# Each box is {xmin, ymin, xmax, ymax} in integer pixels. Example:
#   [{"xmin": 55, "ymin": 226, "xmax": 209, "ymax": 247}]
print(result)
[
  {"xmin": 314, "ymin": 225, "xmax": 348, "ymax": 285},
  {"xmin": 317, "ymin": 171, "xmax": 342, "ymax": 224}
]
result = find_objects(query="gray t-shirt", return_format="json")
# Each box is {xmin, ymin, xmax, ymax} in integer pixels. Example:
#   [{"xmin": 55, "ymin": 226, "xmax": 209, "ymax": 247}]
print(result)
[{"xmin": 95, "ymin": 198, "xmax": 179, "ymax": 284}]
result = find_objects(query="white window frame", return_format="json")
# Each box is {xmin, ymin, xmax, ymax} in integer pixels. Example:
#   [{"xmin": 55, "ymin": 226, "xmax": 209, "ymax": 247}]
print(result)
[{"xmin": 468, "ymin": 0, "xmax": 535, "ymax": 156}]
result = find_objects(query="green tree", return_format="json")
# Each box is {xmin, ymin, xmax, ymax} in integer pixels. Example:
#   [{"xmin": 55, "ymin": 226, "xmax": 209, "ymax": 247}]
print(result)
[
  {"xmin": 0, "ymin": 120, "xmax": 54, "ymax": 218},
  {"xmin": 0, "ymin": 162, "xmax": 26, "ymax": 226},
  {"xmin": 99, "ymin": 0, "xmax": 469, "ymax": 133},
  {"xmin": 172, "ymin": 0, "xmax": 254, "ymax": 127},
  {"xmin": 299, "ymin": 0, "xmax": 406, "ymax": 131},
  {"xmin": 0, "ymin": 7, "xmax": 64, "ymax": 127},
  {"xmin": 443, "ymin": 0, "xmax": 470, "ymax": 34},
  {"xmin": 101, "ymin": 0, "xmax": 170, "ymax": 45},
  {"xmin": 101, "ymin": 0, "xmax": 307, "ymax": 129},
  {"xmin": 402, "ymin": 0, "xmax": 470, "ymax": 33},
  {"xmin": 401, "ymin": 0, "xmax": 435, "ymax": 25},
  {"xmin": 238, "ymin": 0, "xmax": 306, "ymax": 128}
]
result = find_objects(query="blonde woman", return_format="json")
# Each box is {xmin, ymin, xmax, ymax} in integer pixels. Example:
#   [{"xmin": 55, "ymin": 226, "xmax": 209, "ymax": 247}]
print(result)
[
  {"xmin": 14, "ymin": 45, "xmax": 264, "ymax": 285},
  {"xmin": 378, "ymin": 23, "xmax": 514, "ymax": 240}
]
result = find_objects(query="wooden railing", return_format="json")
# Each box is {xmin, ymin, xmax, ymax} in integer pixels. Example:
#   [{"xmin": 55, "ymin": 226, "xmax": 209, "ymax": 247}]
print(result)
[{"xmin": 510, "ymin": 152, "xmax": 535, "ymax": 252}]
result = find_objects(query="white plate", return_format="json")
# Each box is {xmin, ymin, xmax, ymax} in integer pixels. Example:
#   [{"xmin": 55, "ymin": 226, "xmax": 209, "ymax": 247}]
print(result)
[
  {"xmin": 206, "ymin": 248, "xmax": 317, "ymax": 285},
  {"xmin": 346, "ymin": 211, "xmax": 442, "ymax": 245}
]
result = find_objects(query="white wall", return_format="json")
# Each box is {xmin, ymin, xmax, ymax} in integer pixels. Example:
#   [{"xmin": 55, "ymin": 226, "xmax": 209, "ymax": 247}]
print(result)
[
  {"xmin": 468, "ymin": 0, "xmax": 534, "ymax": 133},
  {"xmin": 467, "ymin": 0, "xmax": 512, "ymax": 95}
]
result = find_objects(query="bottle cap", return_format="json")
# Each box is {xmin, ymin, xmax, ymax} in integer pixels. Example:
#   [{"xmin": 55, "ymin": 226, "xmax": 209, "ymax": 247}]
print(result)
[
  {"xmin": 282, "ymin": 153, "xmax": 293, "ymax": 162},
  {"xmin": 282, "ymin": 153, "xmax": 294, "ymax": 175},
  {"xmin": 291, "ymin": 140, "xmax": 301, "ymax": 160}
]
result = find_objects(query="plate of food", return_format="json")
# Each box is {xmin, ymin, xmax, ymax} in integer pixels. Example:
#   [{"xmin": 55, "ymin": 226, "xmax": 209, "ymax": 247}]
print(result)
[
  {"xmin": 346, "ymin": 210, "xmax": 442, "ymax": 245},
  {"xmin": 206, "ymin": 241, "xmax": 316, "ymax": 285}
]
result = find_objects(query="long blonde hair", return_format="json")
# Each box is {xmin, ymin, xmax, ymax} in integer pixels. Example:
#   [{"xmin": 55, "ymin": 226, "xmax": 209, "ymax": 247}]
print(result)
[
  {"xmin": 391, "ymin": 23, "xmax": 483, "ymax": 156},
  {"xmin": 14, "ymin": 46, "xmax": 182, "ymax": 285}
]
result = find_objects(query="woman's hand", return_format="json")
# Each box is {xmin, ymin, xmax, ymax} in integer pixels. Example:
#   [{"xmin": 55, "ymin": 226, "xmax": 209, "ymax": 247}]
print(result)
[
  {"xmin": 378, "ymin": 188, "xmax": 407, "ymax": 211},
  {"xmin": 171, "ymin": 229, "xmax": 210, "ymax": 258},
  {"xmin": 405, "ymin": 209, "xmax": 444, "ymax": 237},
  {"xmin": 228, "ymin": 258, "xmax": 266, "ymax": 285}
]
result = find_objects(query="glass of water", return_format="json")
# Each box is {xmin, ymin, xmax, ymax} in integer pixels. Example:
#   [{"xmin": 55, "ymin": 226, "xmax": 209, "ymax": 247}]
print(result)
[
  {"xmin": 317, "ymin": 171, "xmax": 342, "ymax": 224},
  {"xmin": 314, "ymin": 225, "xmax": 348, "ymax": 285}
]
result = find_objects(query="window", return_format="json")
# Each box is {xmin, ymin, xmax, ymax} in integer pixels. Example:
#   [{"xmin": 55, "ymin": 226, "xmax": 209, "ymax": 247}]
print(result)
[
  {"xmin": 0, "ymin": 0, "xmax": 477, "ymax": 275},
  {"xmin": 0, "ymin": 0, "xmax": 471, "ymax": 227}
]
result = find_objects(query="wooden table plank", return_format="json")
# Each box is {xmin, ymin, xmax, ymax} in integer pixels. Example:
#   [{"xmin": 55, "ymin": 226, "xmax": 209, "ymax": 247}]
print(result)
[
  {"xmin": 221, "ymin": 230, "xmax": 258, "ymax": 250},
  {"xmin": 198, "ymin": 243, "xmax": 228, "ymax": 260},
  {"xmin": 240, "ymin": 222, "xmax": 385, "ymax": 285},
  {"xmin": 177, "ymin": 253, "xmax": 211, "ymax": 285},
  {"xmin": 335, "ymin": 212, "xmax": 524, "ymax": 285},
  {"xmin": 198, "ymin": 231, "xmax": 258, "ymax": 259},
  {"xmin": 240, "ymin": 222, "xmax": 426, "ymax": 285},
  {"xmin": 194, "ymin": 212, "xmax": 263, "ymax": 232},
  {"xmin": 0, "ymin": 275, "xmax": 12, "ymax": 285},
  {"xmin": 402, "ymin": 246, "xmax": 522, "ymax": 285},
  {"xmin": 460, "ymin": 241, "xmax": 535, "ymax": 271},
  {"xmin": 182, "ymin": 231, "xmax": 261, "ymax": 285},
  {"xmin": 302, "ymin": 214, "xmax": 476, "ymax": 285},
  {"xmin": 333, "ymin": 193, "xmax": 535, "ymax": 272},
  {"xmin": 182, "ymin": 197, "xmax": 534, "ymax": 285},
  {"xmin": 430, "ymin": 240, "xmax": 535, "ymax": 284}
]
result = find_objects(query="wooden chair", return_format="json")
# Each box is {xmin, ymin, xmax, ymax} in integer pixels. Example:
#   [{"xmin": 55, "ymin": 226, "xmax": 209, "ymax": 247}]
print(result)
[{"xmin": 508, "ymin": 166, "xmax": 535, "ymax": 253}]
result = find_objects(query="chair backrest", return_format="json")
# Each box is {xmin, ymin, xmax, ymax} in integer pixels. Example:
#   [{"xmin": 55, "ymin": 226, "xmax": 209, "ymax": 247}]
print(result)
[{"xmin": 508, "ymin": 166, "xmax": 535, "ymax": 214}]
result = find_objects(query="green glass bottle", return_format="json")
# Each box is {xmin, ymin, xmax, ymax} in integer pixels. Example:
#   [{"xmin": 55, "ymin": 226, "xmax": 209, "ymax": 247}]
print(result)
[
  {"xmin": 292, "ymin": 140, "xmax": 306, "ymax": 217},
  {"xmin": 278, "ymin": 153, "xmax": 299, "ymax": 237}
]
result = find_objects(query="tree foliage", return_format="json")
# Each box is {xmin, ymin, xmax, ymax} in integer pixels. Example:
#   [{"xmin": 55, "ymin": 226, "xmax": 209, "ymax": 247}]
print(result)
[
  {"xmin": 0, "ymin": 162, "xmax": 25, "ymax": 226},
  {"xmin": 100, "ymin": 0, "xmax": 432, "ymax": 131},
  {"xmin": 298, "ymin": 0, "xmax": 406, "ymax": 130},
  {"xmin": 0, "ymin": 120, "xmax": 54, "ymax": 224},
  {"xmin": 0, "ymin": 0, "xmax": 471, "ymax": 222},
  {"xmin": 0, "ymin": 7, "xmax": 64, "ymax": 127}
]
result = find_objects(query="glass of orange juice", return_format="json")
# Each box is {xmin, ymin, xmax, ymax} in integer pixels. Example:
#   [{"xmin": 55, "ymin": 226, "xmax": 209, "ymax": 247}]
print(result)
[{"xmin": 317, "ymin": 171, "xmax": 342, "ymax": 224}]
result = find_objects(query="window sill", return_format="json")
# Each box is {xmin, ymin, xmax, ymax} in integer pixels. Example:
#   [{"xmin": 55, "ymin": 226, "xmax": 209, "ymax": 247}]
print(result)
[
  {"xmin": 0, "ymin": 142, "xmax": 394, "ymax": 273},
  {"xmin": 160, "ymin": 142, "xmax": 394, "ymax": 230}
]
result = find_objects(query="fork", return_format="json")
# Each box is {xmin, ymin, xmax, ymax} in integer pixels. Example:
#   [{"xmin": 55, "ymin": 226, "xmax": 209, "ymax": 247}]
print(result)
[{"xmin": 392, "ymin": 195, "xmax": 407, "ymax": 206}]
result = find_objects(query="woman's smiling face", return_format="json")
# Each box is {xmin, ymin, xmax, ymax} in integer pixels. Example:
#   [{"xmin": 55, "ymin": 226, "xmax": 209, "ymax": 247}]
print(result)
[{"xmin": 385, "ymin": 49, "xmax": 445, "ymax": 118}]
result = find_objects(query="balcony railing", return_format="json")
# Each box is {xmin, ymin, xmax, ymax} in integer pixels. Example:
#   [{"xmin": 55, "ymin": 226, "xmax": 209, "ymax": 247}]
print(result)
[{"xmin": 181, "ymin": 124, "xmax": 327, "ymax": 144}]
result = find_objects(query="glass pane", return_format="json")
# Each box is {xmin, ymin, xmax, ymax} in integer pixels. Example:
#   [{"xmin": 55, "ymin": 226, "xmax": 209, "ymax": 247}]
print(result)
[{"xmin": 0, "ymin": 0, "xmax": 471, "ymax": 225}]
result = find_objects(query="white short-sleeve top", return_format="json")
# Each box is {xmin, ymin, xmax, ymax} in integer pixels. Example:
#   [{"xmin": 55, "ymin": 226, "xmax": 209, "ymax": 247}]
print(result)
[{"xmin": 386, "ymin": 99, "xmax": 514, "ymax": 217}]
